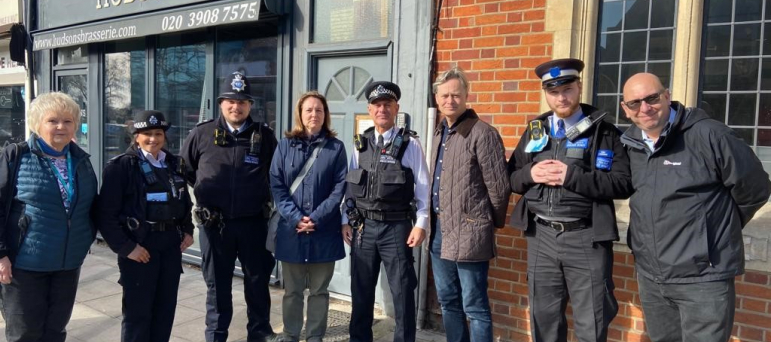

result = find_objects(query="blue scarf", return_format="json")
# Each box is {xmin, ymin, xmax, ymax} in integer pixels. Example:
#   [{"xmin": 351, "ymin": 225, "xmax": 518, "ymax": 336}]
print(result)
[{"xmin": 37, "ymin": 138, "xmax": 70, "ymax": 157}]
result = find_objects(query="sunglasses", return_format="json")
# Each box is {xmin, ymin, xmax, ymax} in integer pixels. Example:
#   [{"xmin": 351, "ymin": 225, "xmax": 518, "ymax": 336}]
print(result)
[{"xmin": 622, "ymin": 90, "xmax": 666, "ymax": 110}]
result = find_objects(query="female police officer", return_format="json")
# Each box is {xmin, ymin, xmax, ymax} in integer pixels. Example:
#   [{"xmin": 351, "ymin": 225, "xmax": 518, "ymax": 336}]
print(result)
[{"xmin": 97, "ymin": 110, "xmax": 194, "ymax": 342}]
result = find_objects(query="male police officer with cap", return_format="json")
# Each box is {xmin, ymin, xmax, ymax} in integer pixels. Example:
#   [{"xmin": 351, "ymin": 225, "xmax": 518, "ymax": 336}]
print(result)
[
  {"xmin": 181, "ymin": 71, "xmax": 278, "ymax": 342},
  {"xmin": 508, "ymin": 59, "xmax": 633, "ymax": 342},
  {"xmin": 341, "ymin": 81, "xmax": 430, "ymax": 342}
]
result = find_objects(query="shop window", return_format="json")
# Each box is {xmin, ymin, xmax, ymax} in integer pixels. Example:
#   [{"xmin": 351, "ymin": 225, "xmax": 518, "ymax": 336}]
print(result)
[
  {"xmin": 593, "ymin": 0, "xmax": 678, "ymax": 125},
  {"xmin": 103, "ymin": 39, "xmax": 147, "ymax": 165},
  {"xmin": 56, "ymin": 45, "xmax": 88, "ymax": 65},
  {"xmin": 0, "ymin": 86, "xmax": 26, "ymax": 145},
  {"xmin": 312, "ymin": 0, "xmax": 392, "ymax": 43},
  {"xmin": 216, "ymin": 23, "xmax": 278, "ymax": 129},
  {"xmin": 155, "ymin": 33, "xmax": 206, "ymax": 155},
  {"xmin": 700, "ymin": 0, "xmax": 771, "ymax": 171}
]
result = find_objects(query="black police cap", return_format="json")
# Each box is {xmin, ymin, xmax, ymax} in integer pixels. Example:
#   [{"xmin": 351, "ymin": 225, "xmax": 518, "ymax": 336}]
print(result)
[
  {"xmin": 218, "ymin": 71, "xmax": 254, "ymax": 102},
  {"xmin": 132, "ymin": 110, "xmax": 171, "ymax": 134},
  {"xmin": 364, "ymin": 81, "xmax": 401, "ymax": 103},
  {"xmin": 534, "ymin": 58, "xmax": 585, "ymax": 89}
]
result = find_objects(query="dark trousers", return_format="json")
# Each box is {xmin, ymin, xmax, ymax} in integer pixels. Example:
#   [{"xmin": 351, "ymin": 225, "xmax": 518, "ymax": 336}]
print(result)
[
  {"xmin": 527, "ymin": 222, "xmax": 617, "ymax": 342},
  {"xmin": 200, "ymin": 216, "xmax": 275, "ymax": 342},
  {"xmin": 350, "ymin": 219, "xmax": 417, "ymax": 342},
  {"xmin": 118, "ymin": 230, "xmax": 183, "ymax": 342},
  {"xmin": 430, "ymin": 218, "xmax": 493, "ymax": 342},
  {"xmin": 637, "ymin": 274, "xmax": 735, "ymax": 342},
  {"xmin": 0, "ymin": 267, "xmax": 81, "ymax": 342}
]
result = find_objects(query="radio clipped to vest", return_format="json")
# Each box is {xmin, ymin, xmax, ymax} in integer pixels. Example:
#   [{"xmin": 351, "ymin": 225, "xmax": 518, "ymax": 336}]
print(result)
[
  {"xmin": 565, "ymin": 112, "xmax": 607, "ymax": 141},
  {"xmin": 250, "ymin": 130, "xmax": 262, "ymax": 155}
]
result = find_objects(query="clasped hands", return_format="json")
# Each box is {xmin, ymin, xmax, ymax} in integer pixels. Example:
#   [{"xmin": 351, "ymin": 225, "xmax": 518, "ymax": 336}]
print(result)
[{"xmin": 530, "ymin": 159, "xmax": 568, "ymax": 186}]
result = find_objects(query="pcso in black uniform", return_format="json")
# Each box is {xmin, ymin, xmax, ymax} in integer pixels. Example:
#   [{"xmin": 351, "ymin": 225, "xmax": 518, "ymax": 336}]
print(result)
[
  {"xmin": 341, "ymin": 81, "xmax": 430, "ymax": 342},
  {"xmin": 180, "ymin": 72, "xmax": 279, "ymax": 342},
  {"xmin": 97, "ymin": 110, "xmax": 195, "ymax": 342},
  {"xmin": 508, "ymin": 59, "xmax": 633, "ymax": 342}
]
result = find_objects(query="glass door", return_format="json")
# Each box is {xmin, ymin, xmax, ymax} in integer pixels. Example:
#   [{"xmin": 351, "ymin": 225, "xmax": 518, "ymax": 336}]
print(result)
[{"xmin": 56, "ymin": 70, "xmax": 89, "ymax": 150}]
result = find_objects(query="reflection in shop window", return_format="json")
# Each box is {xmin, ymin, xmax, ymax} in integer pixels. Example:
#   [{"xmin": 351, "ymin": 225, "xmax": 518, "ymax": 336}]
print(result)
[
  {"xmin": 0, "ymin": 86, "xmax": 26, "ymax": 145},
  {"xmin": 313, "ymin": 0, "xmax": 392, "ymax": 43},
  {"xmin": 156, "ymin": 33, "xmax": 206, "ymax": 156},
  {"xmin": 56, "ymin": 45, "xmax": 89, "ymax": 65},
  {"xmin": 216, "ymin": 24, "xmax": 278, "ymax": 130},
  {"xmin": 103, "ymin": 40, "xmax": 146, "ymax": 166},
  {"xmin": 593, "ymin": 0, "xmax": 677, "ymax": 126},
  {"xmin": 700, "ymin": 0, "xmax": 771, "ymax": 173}
]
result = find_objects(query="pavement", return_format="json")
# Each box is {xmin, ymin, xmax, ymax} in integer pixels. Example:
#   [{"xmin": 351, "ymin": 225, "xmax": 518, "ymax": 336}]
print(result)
[{"xmin": 0, "ymin": 243, "xmax": 446, "ymax": 342}]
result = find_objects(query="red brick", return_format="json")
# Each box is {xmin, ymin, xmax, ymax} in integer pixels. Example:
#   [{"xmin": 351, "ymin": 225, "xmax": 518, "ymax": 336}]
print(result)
[
  {"xmin": 519, "ymin": 80, "xmax": 542, "ymax": 91},
  {"xmin": 530, "ymin": 45, "xmax": 546, "ymax": 56},
  {"xmin": 634, "ymin": 319, "xmax": 645, "ymax": 332},
  {"xmin": 505, "ymin": 59, "xmax": 521, "ymax": 68},
  {"xmin": 476, "ymin": 13, "xmax": 508, "ymax": 25},
  {"xmin": 475, "ymin": 36, "xmax": 505, "ymax": 47},
  {"xmin": 459, "ymin": 38, "xmax": 473, "ymax": 49},
  {"xmin": 524, "ymin": 9, "xmax": 545, "ymax": 21},
  {"xmin": 494, "ymin": 115, "xmax": 527, "ymax": 125},
  {"xmin": 473, "ymin": 59, "xmax": 504, "ymax": 69},
  {"xmin": 437, "ymin": 40, "xmax": 458, "ymax": 50},
  {"xmin": 527, "ymin": 92, "xmax": 541, "ymax": 101},
  {"xmin": 453, "ymin": 5, "xmax": 483, "ymax": 17},
  {"xmin": 743, "ymin": 272, "xmax": 769, "ymax": 285},
  {"xmin": 493, "ymin": 303, "xmax": 510, "ymax": 315},
  {"xmin": 499, "ymin": 23, "xmax": 531, "ymax": 34},
  {"xmin": 488, "ymin": 267, "xmax": 518, "ymax": 282},
  {"xmin": 495, "ymin": 92, "xmax": 527, "ymax": 103},
  {"xmin": 743, "ymin": 298, "xmax": 768, "ymax": 313},
  {"xmin": 532, "ymin": 21, "xmax": 545, "ymax": 32},
  {"xmin": 522, "ymin": 33, "xmax": 552, "ymax": 45},
  {"xmin": 507, "ymin": 12, "xmax": 524, "ymax": 22},
  {"xmin": 737, "ymin": 282, "xmax": 771, "ymax": 300},
  {"xmin": 481, "ymin": 26, "xmax": 497, "ymax": 36},
  {"xmin": 452, "ymin": 49, "xmax": 480, "ymax": 60},
  {"xmin": 496, "ymin": 70, "xmax": 529, "ymax": 80},
  {"xmin": 440, "ymin": 17, "xmax": 458, "ymax": 29},
  {"xmin": 500, "ymin": 126, "xmax": 518, "ymax": 136},
  {"xmin": 615, "ymin": 265, "xmax": 635, "ymax": 278},
  {"xmin": 454, "ymin": 27, "xmax": 482, "ymax": 38},
  {"xmin": 501, "ymin": 0, "xmax": 533, "ymax": 11},
  {"xmin": 740, "ymin": 326, "xmax": 765, "ymax": 340},
  {"xmin": 522, "ymin": 57, "xmax": 551, "ymax": 68},
  {"xmin": 533, "ymin": 0, "xmax": 546, "ymax": 7},
  {"xmin": 484, "ymin": 3, "xmax": 498, "ymax": 13},
  {"xmin": 459, "ymin": 0, "xmax": 475, "ymax": 5},
  {"xmin": 481, "ymin": 49, "xmax": 496, "ymax": 58},
  {"xmin": 476, "ymin": 93, "xmax": 493, "ymax": 102},
  {"xmin": 611, "ymin": 315, "xmax": 634, "ymax": 329},
  {"xmin": 489, "ymin": 289, "xmax": 518, "ymax": 302},
  {"xmin": 737, "ymin": 310, "xmax": 771, "ymax": 329},
  {"xmin": 506, "ymin": 36, "xmax": 522, "ymax": 45},
  {"xmin": 498, "ymin": 46, "xmax": 529, "ymax": 58},
  {"xmin": 471, "ymin": 81, "xmax": 501, "ymax": 92},
  {"xmin": 473, "ymin": 103, "xmax": 500, "ymax": 113}
]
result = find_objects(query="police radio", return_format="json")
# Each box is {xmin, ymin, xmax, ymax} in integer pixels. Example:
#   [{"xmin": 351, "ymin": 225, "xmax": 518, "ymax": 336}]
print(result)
[
  {"xmin": 565, "ymin": 113, "xmax": 607, "ymax": 141},
  {"xmin": 139, "ymin": 161, "xmax": 158, "ymax": 185},
  {"xmin": 389, "ymin": 129, "xmax": 405, "ymax": 157},
  {"xmin": 250, "ymin": 130, "xmax": 262, "ymax": 155}
]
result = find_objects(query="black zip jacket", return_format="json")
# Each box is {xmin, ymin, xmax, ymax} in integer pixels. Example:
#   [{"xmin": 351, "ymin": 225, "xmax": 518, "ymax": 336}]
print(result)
[
  {"xmin": 621, "ymin": 102, "xmax": 771, "ymax": 283},
  {"xmin": 96, "ymin": 146, "xmax": 194, "ymax": 258},
  {"xmin": 180, "ymin": 116, "xmax": 277, "ymax": 219},
  {"xmin": 509, "ymin": 104, "xmax": 633, "ymax": 242}
]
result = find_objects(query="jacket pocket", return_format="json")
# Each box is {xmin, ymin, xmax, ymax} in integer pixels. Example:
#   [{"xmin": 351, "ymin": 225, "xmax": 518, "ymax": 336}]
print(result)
[
  {"xmin": 345, "ymin": 169, "xmax": 367, "ymax": 197},
  {"xmin": 377, "ymin": 170, "xmax": 406, "ymax": 200},
  {"xmin": 523, "ymin": 184, "xmax": 543, "ymax": 201}
]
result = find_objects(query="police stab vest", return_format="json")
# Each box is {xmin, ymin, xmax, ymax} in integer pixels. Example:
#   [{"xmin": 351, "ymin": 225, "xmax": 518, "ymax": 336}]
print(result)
[
  {"xmin": 346, "ymin": 127, "xmax": 415, "ymax": 213},
  {"xmin": 140, "ymin": 160, "xmax": 187, "ymax": 224}
]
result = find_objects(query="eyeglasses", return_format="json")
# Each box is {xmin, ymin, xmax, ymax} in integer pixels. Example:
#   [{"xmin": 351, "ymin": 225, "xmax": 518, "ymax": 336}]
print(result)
[{"xmin": 621, "ymin": 90, "xmax": 666, "ymax": 111}]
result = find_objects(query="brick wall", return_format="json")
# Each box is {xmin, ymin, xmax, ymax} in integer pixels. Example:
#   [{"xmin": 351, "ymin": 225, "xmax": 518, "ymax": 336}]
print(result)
[{"xmin": 429, "ymin": 0, "xmax": 771, "ymax": 341}]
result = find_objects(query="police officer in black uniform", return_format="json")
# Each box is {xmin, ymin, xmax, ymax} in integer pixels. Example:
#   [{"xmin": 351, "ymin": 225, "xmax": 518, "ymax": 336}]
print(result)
[
  {"xmin": 97, "ymin": 110, "xmax": 195, "ymax": 342},
  {"xmin": 342, "ymin": 81, "xmax": 430, "ymax": 342},
  {"xmin": 508, "ymin": 59, "xmax": 633, "ymax": 342},
  {"xmin": 180, "ymin": 72, "xmax": 278, "ymax": 342}
]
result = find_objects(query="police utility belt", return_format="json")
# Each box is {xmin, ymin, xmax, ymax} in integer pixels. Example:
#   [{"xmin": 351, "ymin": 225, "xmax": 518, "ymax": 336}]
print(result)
[
  {"xmin": 535, "ymin": 217, "xmax": 590, "ymax": 232},
  {"xmin": 359, "ymin": 210, "xmax": 415, "ymax": 222}
]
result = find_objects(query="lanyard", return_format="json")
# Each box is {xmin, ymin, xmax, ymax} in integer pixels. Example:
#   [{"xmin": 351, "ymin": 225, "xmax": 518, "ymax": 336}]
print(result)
[{"xmin": 47, "ymin": 152, "xmax": 75, "ymax": 202}]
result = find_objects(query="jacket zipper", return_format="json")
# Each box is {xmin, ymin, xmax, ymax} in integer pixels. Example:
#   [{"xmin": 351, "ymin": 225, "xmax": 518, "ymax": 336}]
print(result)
[
  {"xmin": 230, "ymin": 130, "xmax": 238, "ymax": 216},
  {"xmin": 548, "ymin": 139, "xmax": 561, "ymax": 217},
  {"xmin": 61, "ymin": 157, "xmax": 84, "ymax": 268}
]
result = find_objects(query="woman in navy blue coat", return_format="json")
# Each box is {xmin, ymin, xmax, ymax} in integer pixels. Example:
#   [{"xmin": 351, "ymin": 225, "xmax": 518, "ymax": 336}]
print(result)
[{"xmin": 269, "ymin": 91, "xmax": 347, "ymax": 342}]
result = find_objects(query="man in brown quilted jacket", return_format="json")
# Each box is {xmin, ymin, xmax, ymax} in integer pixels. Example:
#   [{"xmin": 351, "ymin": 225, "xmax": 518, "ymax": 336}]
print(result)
[{"xmin": 428, "ymin": 67, "xmax": 511, "ymax": 342}]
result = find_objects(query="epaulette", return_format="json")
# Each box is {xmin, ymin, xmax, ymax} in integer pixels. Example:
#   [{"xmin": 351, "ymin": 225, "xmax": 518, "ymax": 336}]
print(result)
[
  {"xmin": 196, "ymin": 119, "xmax": 214, "ymax": 127},
  {"xmin": 405, "ymin": 129, "xmax": 418, "ymax": 139}
]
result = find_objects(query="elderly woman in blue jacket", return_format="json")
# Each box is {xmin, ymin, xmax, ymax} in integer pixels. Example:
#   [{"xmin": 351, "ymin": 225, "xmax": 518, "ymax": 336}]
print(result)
[
  {"xmin": 0, "ymin": 92, "xmax": 98, "ymax": 342},
  {"xmin": 269, "ymin": 91, "xmax": 347, "ymax": 342}
]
